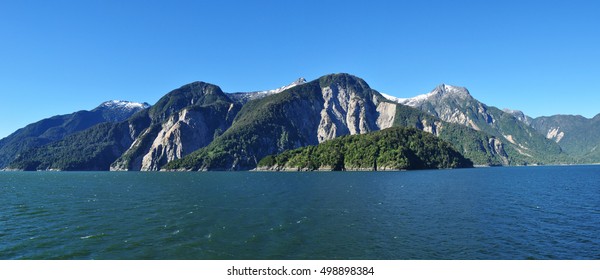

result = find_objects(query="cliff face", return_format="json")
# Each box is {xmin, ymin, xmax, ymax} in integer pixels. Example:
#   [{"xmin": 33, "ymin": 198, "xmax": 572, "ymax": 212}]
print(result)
[
  {"xmin": 139, "ymin": 104, "xmax": 237, "ymax": 171},
  {"xmin": 110, "ymin": 83, "xmax": 239, "ymax": 171},
  {"xmin": 140, "ymin": 109, "xmax": 211, "ymax": 171},
  {"xmin": 395, "ymin": 84, "xmax": 496, "ymax": 131},
  {"xmin": 317, "ymin": 82, "xmax": 395, "ymax": 143},
  {"xmin": 165, "ymin": 74, "xmax": 402, "ymax": 171}
]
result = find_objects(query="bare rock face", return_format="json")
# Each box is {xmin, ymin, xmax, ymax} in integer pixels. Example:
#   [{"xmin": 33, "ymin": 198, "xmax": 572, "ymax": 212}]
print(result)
[
  {"xmin": 420, "ymin": 119, "xmax": 439, "ymax": 135},
  {"xmin": 375, "ymin": 101, "xmax": 397, "ymax": 130},
  {"xmin": 396, "ymin": 84, "xmax": 494, "ymax": 131},
  {"xmin": 317, "ymin": 84, "xmax": 396, "ymax": 143},
  {"xmin": 111, "ymin": 103, "xmax": 236, "ymax": 171},
  {"xmin": 545, "ymin": 127, "xmax": 565, "ymax": 143},
  {"xmin": 488, "ymin": 138, "xmax": 509, "ymax": 165},
  {"xmin": 140, "ymin": 109, "xmax": 211, "ymax": 171}
]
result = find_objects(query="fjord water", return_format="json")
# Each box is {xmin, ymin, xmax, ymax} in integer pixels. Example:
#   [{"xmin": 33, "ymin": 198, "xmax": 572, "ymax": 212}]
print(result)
[{"xmin": 1, "ymin": 166, "xmax": 599, "ymax": 260}]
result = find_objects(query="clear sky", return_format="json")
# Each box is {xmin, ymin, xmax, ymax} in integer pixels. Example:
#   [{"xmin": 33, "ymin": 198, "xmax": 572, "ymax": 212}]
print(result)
[{"xmin": 1, "ymin": 0, "xmax": 599, "ymax": 138}]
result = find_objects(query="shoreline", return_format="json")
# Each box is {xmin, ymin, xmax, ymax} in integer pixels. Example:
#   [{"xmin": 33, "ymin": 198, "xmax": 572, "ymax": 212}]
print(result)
[{"xmin": 3, "ymin": 163, "xmax": 600, "ymax": 172}]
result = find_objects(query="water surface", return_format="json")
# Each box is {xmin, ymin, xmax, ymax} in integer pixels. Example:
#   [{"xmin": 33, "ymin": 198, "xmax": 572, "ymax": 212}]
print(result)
[{"xmin": 1, "ymin": 166, "xmax": 599, "ymax": 259}]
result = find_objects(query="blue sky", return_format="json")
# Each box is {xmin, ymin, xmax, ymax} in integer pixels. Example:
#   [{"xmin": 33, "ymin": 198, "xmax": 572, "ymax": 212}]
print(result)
[{"xmin": 1, "ymin": 0, "xmax": 599, "ymax": 138}]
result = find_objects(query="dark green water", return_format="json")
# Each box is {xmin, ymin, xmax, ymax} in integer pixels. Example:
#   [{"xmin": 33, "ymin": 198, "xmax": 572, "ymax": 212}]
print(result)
[{"xmin": 1, "ymin": 166, "xmax": 599, "ymax": 259}]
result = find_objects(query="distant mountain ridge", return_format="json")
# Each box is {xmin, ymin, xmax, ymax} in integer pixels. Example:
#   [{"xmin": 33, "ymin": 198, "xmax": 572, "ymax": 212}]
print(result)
[
  {"xmin": 530, "ymin": 114, "xmax": 600, "ymax": 162},
  {"xmin": 228, "ymin": 78, "xmax": 307, "ymax": 103},
  {"xmin": 384, "ymin": 84, "xmax": 566, "ymax": 164},
  {"xmin": 2, "ymin": 73, "xmax": 598, "ymax": 171},
  {"xmin": 0, "ymin": 100, "xmax": 148, "ymax": 168}
]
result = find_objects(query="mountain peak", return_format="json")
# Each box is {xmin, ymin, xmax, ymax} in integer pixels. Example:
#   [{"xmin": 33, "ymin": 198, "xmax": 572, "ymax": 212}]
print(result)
[
  {"xmin": 292, "ymin": 77, "xmax": 307, "ymax": 85},
  {"xmin": 275, "ymin": 77, "xmax": 306, "ymax": 93},
  {"xmin": 503, "ymin": 108, "xmax": 532, "ymax": 125},
  {"xmin": 228, "ymin": 77, "xmax": 307, "ymax": 103},
  {"xmin": 93, "ymin": 100, "xmax": 150, "ymax": 122},
  {"xmin": 95, "ymin": 100, "xmax": 150, "ymax": 111},
  {"xmin": 318, "ymin": 73, "xmax": 372, "ymax": 91},
  {"xmin": 387, "ymin": 84, "xmax": 471, "ymax": 107},
  {"xmin": 432, "ymin": 84, "xmax": 471, "ymax": 99}
]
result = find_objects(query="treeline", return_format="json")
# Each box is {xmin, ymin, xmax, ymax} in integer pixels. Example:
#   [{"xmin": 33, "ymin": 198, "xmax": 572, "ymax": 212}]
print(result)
[
  {"xmin": 8, "ymin": 122, "xmax": 132, "ymax": 171},
  {"xmin": 257, "ymin": 127, "xmax": 473, "ymax": 171}
]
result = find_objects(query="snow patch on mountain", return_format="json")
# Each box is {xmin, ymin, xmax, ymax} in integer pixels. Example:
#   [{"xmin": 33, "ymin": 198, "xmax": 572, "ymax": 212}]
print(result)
[
  {"xmin": 381, "ymin": 84, "xmax": 471, "ymax": 107},
  {"xmin": 228, "ymin": 78, "xmax": 307, "ymax": 103},
  {"xmin": 380, "ymin": 93, "xmax": 402, "ymax": 103},
  {"xmin": 97, "ymin": 100, "xmax": 150, "ymax": 110},
  {"xmin": 93, "ymin": 100, "xmax": 150, "ymax": 122}
]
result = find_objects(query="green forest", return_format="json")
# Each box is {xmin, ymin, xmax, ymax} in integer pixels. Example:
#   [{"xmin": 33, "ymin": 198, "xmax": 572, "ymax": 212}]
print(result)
[{"xmin": 257, "ymin": 127, "xmax": 473, "ymax": 171}]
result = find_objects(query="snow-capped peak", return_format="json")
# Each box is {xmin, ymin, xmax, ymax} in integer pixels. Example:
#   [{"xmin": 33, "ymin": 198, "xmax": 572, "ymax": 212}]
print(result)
[
  {"xmin": 228, "ymin": 78, "xmax": 307, "ymax": 103},
  {"xmin": 380, "ymin": 93, "xmax": 405, "ymax": 104},
  {"xmin": 381, "ymin": 84, "xmax": 471, "ymax": 107},
  {"xmin": 431, "ymin": 84, "xmax": 471, "ymax": 99},
  {"xmin": 262, "ymin": 77, "xmax": 307, "ymax": 95},
  {"xmin": 97, "ymin": 100, "xmax": 151, "ymax": 111},
  {"xmin": 92, "ymin": 100, "xmax": 150, "ymax": 122}
]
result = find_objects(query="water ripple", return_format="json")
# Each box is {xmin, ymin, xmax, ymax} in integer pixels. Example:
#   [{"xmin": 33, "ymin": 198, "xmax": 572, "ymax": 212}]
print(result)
[{"xmin": 1, "ymin": 167, "xmax": 599, "ymax": 259}]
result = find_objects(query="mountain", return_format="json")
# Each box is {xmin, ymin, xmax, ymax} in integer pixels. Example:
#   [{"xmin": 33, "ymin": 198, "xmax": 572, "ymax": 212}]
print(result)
[
  {"xmin": 7, "ymin": 74, "xmax": 588, "ymax": 171},
  {"xmin": 530, "ymin": 114, "xmax": 600, "ymax": 162},
  {"xmin": 164, "ymin": 74, "xmax": 508, "ymax": 170},
  {"xmin": 164, "ymin": 74, "xmax": 398, "ymax": 170},
  {"xmin": 391, "ymin": 104, "xmax": 511, "ymax": 166},
  {"xmin": 8, "ymin": 83, "xmax": 240, "ymax": 171},
  {"xmin": 95, "ymin": 100, "xmax": 151, "ymax": 121},
  {"xmin": 257, "ymin": 127, "xmax": 473, "ymax": 171},
  {"xmin": 110, "ymin": 82, "xmax": 240, "ymax": 171},
  {"xmin": 0, "ymin": 100, "xmax": 148, "ymax": 168},
  {"xmin": 387, "ymin": 84, "xmax": 567, "ymax": 164}
]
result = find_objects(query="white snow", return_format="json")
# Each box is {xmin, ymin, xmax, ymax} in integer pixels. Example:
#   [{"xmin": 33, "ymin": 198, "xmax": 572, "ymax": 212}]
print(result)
[
  {"xmin": 380, "ymin": 84, "xmax": 469, "ymax": 107},
  {"xmin": 229, "ymin": 78, "xmax": 307, "ymax": 102},
  {"xmin": 100, "ymin": 100, "xmax": 150, "ymax": 110},
  {"xmin": 380, "ymin": 93, "xmax": 403, "ymax": 103},
  {"xmin": 380, "ymin": 92, "xmax": 436, "ymax": 106}
]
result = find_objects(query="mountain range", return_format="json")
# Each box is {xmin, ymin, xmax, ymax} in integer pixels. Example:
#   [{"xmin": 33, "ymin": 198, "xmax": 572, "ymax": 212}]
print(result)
[
  {"xmin": 529, "ymin": 114, "xmax": 600, "ymax": 163},
  {"xmin": 0, "ymin": 100, "xmax": 149, "ymax": 168},
  {"xmin": 1, "ymin": 73, "xmax": 597, "ymax": 171}
]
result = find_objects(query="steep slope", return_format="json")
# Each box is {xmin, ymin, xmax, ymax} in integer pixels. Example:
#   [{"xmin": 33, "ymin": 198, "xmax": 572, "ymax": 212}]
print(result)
[
  {"xmin": 8, "ymin": 74, "xmax": 579, "ymax": 171},
  {"xmin": 530, "ymin": 114, "xmax": 600, "ymax": 163},
  {"xmin": 0, "ymin": 100, "xmax": 148, "ymax": 168},
  {"xmin": 164, "ymin": 74, "xmax": 505, "ymax": 170},
  {"xmin": 389, "ymin": 84, "xmax": 566, "ymax": 164},
  {"xmin": 503, "ymin": 109, "xmax": 533, "ymax": 126},
  {"xmin": 392, "ymin": 105, "xmax": 510, "ymax": 165},
  {"xmin": 257, "ymin": 127, "xmax": 473, "ymax": 171},
  {"xmin": 110, "ymin": 82, "xmax": 239, "ymax": 171},
  {"xmin": 164, "ymin": 74, "xmax": 397, "ymax": 171},
  {"xmin": 8, "ymin": 121, "xmax": 137, "ymax": 171},
  {"xmin": 8, "ymin": 82, "xmax": 238, "ymax": 171}
]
